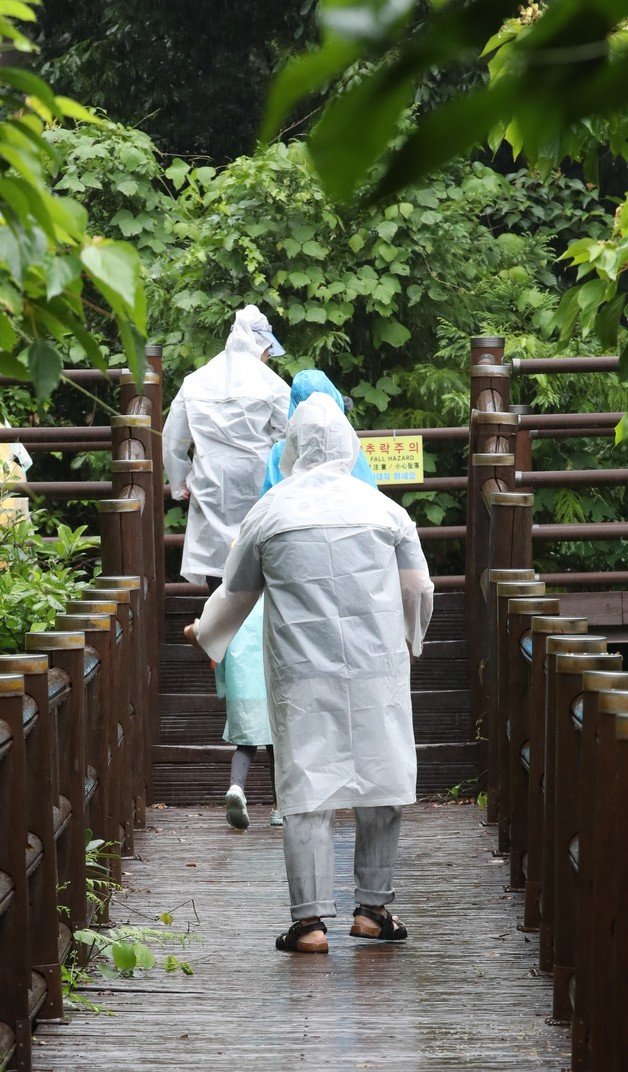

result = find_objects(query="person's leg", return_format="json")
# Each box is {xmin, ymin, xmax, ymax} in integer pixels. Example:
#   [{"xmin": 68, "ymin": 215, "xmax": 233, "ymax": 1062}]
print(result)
[
  {"xmin": 352, "ymin": 805, "xmax": 406, "ymax": 936},
  {"xmin": 225, "ymin": 745, "xmax": 256, "ymax": 829},
  {"xmin": 230, "ymin": 744, "xmax": 256, "ymax": 791},
  {"xmin": 265, "ymin": 744, "xmax": 277, "ymax": 804},
  {"xmin": 278, "ymin": 810, "xmax": 336, "ymax": 951}
]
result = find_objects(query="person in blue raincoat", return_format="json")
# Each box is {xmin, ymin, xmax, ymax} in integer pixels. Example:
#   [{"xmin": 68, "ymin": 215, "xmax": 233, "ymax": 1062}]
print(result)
[
  {"xmin": 209, "ymin": 369, "xmax": 377, "ymax": 832},
  {"xmin": 215, "ymin": 596, "xmax": 279, "ymax": 829},
  {"xmin": 259, "ymin": 369, "xmax": 377, "ymax": 496}
]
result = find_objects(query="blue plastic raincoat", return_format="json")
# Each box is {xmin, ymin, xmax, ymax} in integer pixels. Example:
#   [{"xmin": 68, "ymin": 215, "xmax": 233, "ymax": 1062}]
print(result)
[
  {"xmin": 215, "ymin": 596, "xmax": 271, "ymax": 745},
  {"xmin": 259, "ymin": 369, "xmax": 377, "ymax": 495}
]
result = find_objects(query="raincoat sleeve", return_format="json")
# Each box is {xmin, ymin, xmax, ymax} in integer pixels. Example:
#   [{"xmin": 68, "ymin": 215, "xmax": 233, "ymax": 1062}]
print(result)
[
  {"xmin": 259, "ymin": 441, "xmax": 284, "ymax": 497},
  {"xmin": 269, "ymin": 385, "xmax": 290, "ymax": 444},
  {"xmin": 194, "ymin": 505, "xmax": 266, "ymax": 661},
  {"xmin": 162, "ymin": 389, "xmax": 193, "ymax": 500},
  {"xmin": 395, "ymin": 517, "xmax": 434, "ymax": 656}
]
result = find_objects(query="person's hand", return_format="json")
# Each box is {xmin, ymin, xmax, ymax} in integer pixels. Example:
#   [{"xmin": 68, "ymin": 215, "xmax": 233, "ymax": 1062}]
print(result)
[
  {"xmin": 183, "ymin": 622, "xmax": 201, "ymax": 649},
  {"xmin": 180, "ymin": 488, "xmax": 191, "ymax": 501}
]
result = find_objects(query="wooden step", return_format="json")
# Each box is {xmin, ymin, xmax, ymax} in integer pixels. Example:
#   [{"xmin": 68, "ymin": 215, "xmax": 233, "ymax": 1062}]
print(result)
[
  {"xmin": 152, "ymin": 741, "xmax": 479, "ymax": 805},
  {"xmin": 158, "ymin": 689, "xmax": 470, "ymax": 746}
]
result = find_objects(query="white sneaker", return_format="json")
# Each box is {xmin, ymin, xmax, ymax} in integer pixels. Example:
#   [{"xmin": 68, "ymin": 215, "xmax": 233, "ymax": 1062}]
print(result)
[
  {"xmin": 225, "ymin": 785, "xmax": 249, "ymax": 829},
  {"xmin": 270, "ymin": 809, "xmax": 283, "ymax": 827}
]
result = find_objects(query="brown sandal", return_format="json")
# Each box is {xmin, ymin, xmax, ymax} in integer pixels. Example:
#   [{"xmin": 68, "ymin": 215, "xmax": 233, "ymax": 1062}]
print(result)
[
  {"xmin": 350, "ymin": 906, "xmax": 408, "ymax": 941},
  {"xmin": 276, "ymin": 919, "xmax": 329, "ymax": 954}
]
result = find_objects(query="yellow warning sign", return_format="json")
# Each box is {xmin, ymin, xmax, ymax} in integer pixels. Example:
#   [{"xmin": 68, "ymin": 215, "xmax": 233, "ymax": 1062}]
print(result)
[{"xmin": 361, "ymin": 435, "xmax": 424, "ymax": 485}]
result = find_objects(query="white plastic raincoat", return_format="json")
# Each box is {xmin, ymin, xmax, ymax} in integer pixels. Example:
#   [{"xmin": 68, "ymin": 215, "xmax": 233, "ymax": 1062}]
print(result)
[
  {"xmin": 162, "ymin": 306, "xmax": 290, "ymax": 583},
  {"xmin": 194, "ymin": 392, "xmax": 434, "ymax": 816}
]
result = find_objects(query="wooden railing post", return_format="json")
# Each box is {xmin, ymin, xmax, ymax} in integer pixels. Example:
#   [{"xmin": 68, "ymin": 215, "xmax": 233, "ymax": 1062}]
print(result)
[
  {"xmin": 98, "ymin": 499, "xmax": 155, "ymax": 795},
  {"xmin": 0, "ymin": 653, "xmax": 63, "ymax": 1020},
  {"xmin": 484, "ymin": 568, "xmax": 536, "ymax": 824},
  {"xmin": 25, "ymin": 632, "xmax": 88, "ymax": 931},
  {"xmin": 92, "ymin": 575, "xmax": 149, "ymax": 820},
  {"xmin": 0, "ymin": 672, "xmax": 31, "ymax": 1072},
  {"xmin": 572, "ymin": 671, "xmax": 628, "ymax": 1071}
]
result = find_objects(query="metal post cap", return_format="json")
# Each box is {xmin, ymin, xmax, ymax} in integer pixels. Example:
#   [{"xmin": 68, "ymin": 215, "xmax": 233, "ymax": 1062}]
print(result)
[
  {"xmin": 0, "ymin": 654, "xmax": 49, "ymax": 674},
  {"xmin": 582, "ymin": 670, "xmax": 628, "ymax": 692},
  {"xmin": 25, "ymin": 631, "xmax": 85, "ymax": 650},
  {"xmin": 470, "ymin": 336, "xmax": 505, "ymax": 347},
  {"xmin": 546, "ymin": 635, "xmax": 606, "ymax": 655},
  {"xmin": 531, "ymin": 616, "xmax": 587, "ymax": 634}
]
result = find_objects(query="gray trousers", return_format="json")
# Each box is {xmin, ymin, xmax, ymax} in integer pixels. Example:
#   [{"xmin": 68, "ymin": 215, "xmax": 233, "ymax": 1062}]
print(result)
[{"xmin": 282, "ymin": 806, "xmax": 403, "ymax": 920}]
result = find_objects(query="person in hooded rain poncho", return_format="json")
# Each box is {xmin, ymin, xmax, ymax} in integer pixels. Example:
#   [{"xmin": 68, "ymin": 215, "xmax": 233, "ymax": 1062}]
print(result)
[
  {"xmin": 259, "ymin": 368, "xmax": 377, "ymax": 496},
  {"xmin": 217, "ymin": 369, "xmax": 377, "ymax": 832},
  {"xmin": 162, "ymin": 304, "xmax": 290, "ymax": 587},
  {"xmin": 190, "ymin": 392, "xmax": 434, "ymax": 954}
]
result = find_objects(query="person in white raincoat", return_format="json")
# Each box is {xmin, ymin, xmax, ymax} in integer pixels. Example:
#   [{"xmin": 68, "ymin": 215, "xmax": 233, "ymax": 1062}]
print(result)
[
  {"xmin": 190, "ymin": 392, "xmax": 434, "ymax": 953},
  {"xmin": 162, "ymin": 305, "xmax": 290, "ymax": 586}
]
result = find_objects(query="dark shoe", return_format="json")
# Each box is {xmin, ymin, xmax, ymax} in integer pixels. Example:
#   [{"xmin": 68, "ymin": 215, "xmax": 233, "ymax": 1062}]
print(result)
[
  {"xmin": 276, "ymin": 919, "xmax": 328, "ymax": 954},
  {"xmin": 350, "ymin": 906, "xmax": 408, "ymax": 941}
]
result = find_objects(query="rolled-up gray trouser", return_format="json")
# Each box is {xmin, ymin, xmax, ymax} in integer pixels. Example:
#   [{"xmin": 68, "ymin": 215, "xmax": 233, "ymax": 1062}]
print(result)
[{"xmin": 282, "ymin": 805, "xmax": 403, "ymax": 921}]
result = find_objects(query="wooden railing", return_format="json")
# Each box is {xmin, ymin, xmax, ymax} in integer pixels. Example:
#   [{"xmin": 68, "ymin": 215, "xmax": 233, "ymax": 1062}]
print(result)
[
  {"xmin": 462, "ymin": 334, "xmax": 627, "ymax": 1069},
  {"xmin": 484, "ymin": 578, "xmax": 627, "ymax": 1070},
  {"xmin": 0, "ymin": 363, "xmax": 160, "ymax": 1072}
]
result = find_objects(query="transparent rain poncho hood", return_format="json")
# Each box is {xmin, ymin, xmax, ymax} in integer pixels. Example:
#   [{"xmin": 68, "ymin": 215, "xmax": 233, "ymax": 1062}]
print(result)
[
  {"xmin": 195, "ymin": 393, "xmax": 434, "ymax": 816},
  {"xmin": 162, "ymin": 305, "xmax": 290, "ymax": 583},
  {"xmin": 259, "ymin": 370, "xmax": 376, "ymax": 495}
]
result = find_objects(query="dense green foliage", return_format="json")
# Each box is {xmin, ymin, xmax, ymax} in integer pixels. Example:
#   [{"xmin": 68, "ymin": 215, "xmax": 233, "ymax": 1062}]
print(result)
[
  {"xmin": 37, "ymin": 116, "xmax": 626, "ymax": 572},
  {"xmin": 0, "ymin": 507, "xmax": 97, "ymax": 650},
  {"xmin": 0, "ymin": 0, "xmax": 148, "ymax": 403},
  {"xmin": 263, "ymin": 0, "xmax": 628, "ymax": 417}
]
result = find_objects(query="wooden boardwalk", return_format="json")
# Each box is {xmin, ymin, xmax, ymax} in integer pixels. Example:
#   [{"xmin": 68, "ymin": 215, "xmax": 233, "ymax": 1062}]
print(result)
[{"xmin": 33, "ymin": 804, "xmax": 570, "ymax": 1072}]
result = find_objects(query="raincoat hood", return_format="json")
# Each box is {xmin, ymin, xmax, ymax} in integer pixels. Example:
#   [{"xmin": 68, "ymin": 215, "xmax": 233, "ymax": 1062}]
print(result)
[
  {"xmin": 225, "ymin": 304, "xmax": 284, "ymax": 360},
  {"xmin": 281, "ymin": 392, "xmax": 360, "ymax": 477},
  {"xmin": 288, "ymin": 369, "xmax": 344, "ymax": 418}
]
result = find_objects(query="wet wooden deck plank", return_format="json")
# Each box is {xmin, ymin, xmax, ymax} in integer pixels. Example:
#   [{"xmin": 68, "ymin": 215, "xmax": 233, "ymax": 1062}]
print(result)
[{"xmin": 33, "ymin": 804, "xmax": 570, "ymax": 1071}]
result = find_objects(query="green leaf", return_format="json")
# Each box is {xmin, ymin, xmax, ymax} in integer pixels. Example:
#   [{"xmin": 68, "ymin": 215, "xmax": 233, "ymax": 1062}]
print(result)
[
  {"xmin": 309, "ymin": 63, "xmax": 416, "ymax": 201},
  {"xmin": 348, "ymin": 232, "xmax": 365, "ymax": 253},
  {"xmin": 80, "ymin": 240, "xmax": 143, "ymax": 324},
  {"xmin": 112, "ymin": 941, "xmax": 137, "ymax": 973},
  {"xmin": 287, "ymin": 303, "xmax": 305, "ymax": 324},
  {"xmin": 55, "ymin": 97, "xmax": 104, "ymax": 125},
  {"xmin": 165, "ymin": 158, "xmax": 190, "ymax": 191},
  {"xmin": 44, "ymin": 254, "xmax": 82, "ymax": 301},
  {"xmin": 159, "ymin": 912, "xmax": 174, "ymax": 926},
  {"xmin": 132, "ymin": 943, "xmax": 156, "ymax": 970},
  {"xmin": 116, "ymin": 178, "xmax": 139, "ymax": 197},
  {"xmin": 0, "ymin": 312, "xmax": 16, "ymax": 351},
  {"xmin": 375, "ymin": 317, "xmax": 411, "ymax": 348},
  {"xmin": 302, "ymin": 240, "xmax": 328, "ymax": 260},
  {"xmin": 27, "ymin": 340, "xmax": 63, "ymax": 403},
  {"xmin": 0, "ymin": 1, "xmax": 36, "ymax": 20},
  {"xmin": 0, "ymin": 351, "xmax": 29, "ymax": 380},
  {"xmin": 287, "ymin": 270, "xmax": 311, "ymax": 288},
  {"xmin": 0, "ymin": 66, "xmax": 57, "ymax": 113},
  {"xmin": 116, "ymin": 315, "xmax": 147, "ymax": 385},
  {"xmin": 594, "ymin": 295, "xmax": 624, "ymax": 350},
  {"xmin": 304, "ymin": 303, "xmax": 327, "ymax": 324},
  {"xmin": 163, "ymin": 954, "xmax": 180, "ymax": 973},
  {"xmin": 179, "ymin": 962, "xmax": 194, "ymax": 976},
  {"xmin": 0, "ymin": 226, "xmax": 23, "ymax": 282},
  {"xmin": 261, "ymin": 37, "xmax": 360, "ymax": 143},
  {"xmin": 614, "ymin": 414, "xmax": 628, "ymax": 444}
]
